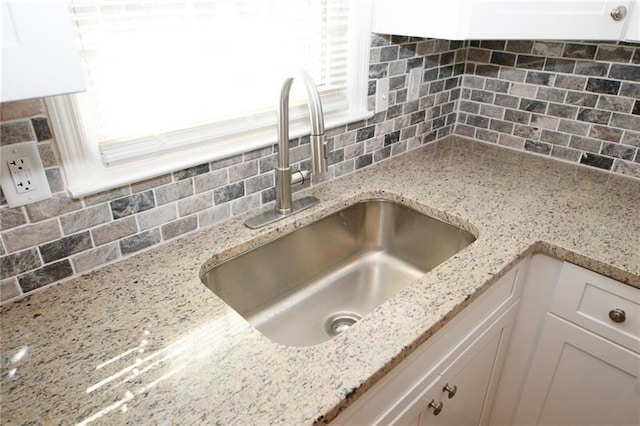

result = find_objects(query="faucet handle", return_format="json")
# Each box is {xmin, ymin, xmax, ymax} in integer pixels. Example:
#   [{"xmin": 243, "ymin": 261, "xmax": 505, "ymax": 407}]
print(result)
[{"xmin": 310, "ymin": 134, "xmax": 328, "ymax": 174}]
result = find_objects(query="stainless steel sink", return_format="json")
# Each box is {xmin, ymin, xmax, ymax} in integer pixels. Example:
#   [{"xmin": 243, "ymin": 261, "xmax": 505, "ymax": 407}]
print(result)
[{"xmin": 201, "ymin": 200, "xmax": 476, "ymax": 347}]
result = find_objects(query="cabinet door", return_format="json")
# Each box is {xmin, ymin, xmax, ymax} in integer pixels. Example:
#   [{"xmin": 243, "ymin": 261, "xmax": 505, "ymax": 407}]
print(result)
[
  {"xmin": 1, "ymin": 1, "xmax": 85, "ymax": 102},
  {"xmin": 514, "ymin": 314, "xmax": 640, "ymax": 425},
  {"xmin": 465, "ymin": 1, "xmax": 631, "ymax": 40},
  {"xmin": 418, "ymin": 303, "xmax": 519, "ymax": 426}
]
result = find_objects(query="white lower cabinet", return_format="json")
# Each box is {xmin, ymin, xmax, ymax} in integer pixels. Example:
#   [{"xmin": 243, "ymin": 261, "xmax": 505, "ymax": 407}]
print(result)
[
  {"xmin": 490, "ymin": 255, "xmax": 640, "ymax": 425},
  {"xmin": 416, "ymin": 304, "xmax": 518, "ymax": 426},
  {"xmin": 333, "ymin": 255, "xmax": 639, "ymax": 426},
  {"xmin": 512, "ymin": 313, "xmax": 640, "ymax": 425},
  {"xmin": 333, "ymin": 259, "xmax": 528, "ymax": 425}
]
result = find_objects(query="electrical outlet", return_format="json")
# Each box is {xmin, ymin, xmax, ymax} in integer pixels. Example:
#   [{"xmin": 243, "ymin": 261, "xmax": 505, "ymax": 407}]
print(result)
[
  {"xmin": 407, "ymin": 68, "xmax": 422, "ymax": 101},
  {"xmin": 1, "ymin": 141, "xmax": 51, "ymax": 207},
  {"xmin": 375, "ymin": 77, "xmax": 389, "ymax": 113}
]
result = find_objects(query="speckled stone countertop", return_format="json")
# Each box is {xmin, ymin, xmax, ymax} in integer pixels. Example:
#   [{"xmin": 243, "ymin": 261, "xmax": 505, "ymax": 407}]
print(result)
[{"xmin": 1, "ymin": 136, "xmax": 639, "ymax": 425}]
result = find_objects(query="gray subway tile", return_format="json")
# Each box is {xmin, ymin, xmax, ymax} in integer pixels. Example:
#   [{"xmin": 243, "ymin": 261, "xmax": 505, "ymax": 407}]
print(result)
[
  {"xmin": 137, "ymin": 204, "xmax": 177, "ymax": 231},
  {"xmin": 589, "ymin": 125, "xmax": 623, "ymax": 143},
  {"xmin": 155, "ymin": 180, "xmax": 193, "ymax": 205},
  {"xmin": 601, "ymin": 142, "xmax": 636, "ymax": 160},
  {"xmin": 596, "ymin": 45, "xmax": 634, "ymax": 63},
  {"xmin": 2, "ymin": 219, "xmax": 60, "ymax": 253},
  {"xmin": 131, "ymin": 174, "xmax": 173, "ymax": 193},
  {"xmin": 84, "ymin": 186, "xmax": 131, "ymax": 206},
  {"xmin": 524, "ymin": 139, "xmax": 552, "ymax": 155},
  {"xmin": 173, "ymin": 163, "xmax": 209, "ymax": 180},
  {"xmin": 229, "ymin": 161, "xmax": 258, "ymax": 183},
  {"xmin": 60, "ymin": 204, "xmax": 111, "ymax": 235},
  {"xmin": 198, "ymin": 204, "xmax": 231, "ymax": 228},
  {"xmin": 178, "ymin": 193, "xmax": 212, "ymax": 216},
  {"xmin": 0, "ymin": 248, "xmax": 41, "ymax": 279},
  {"xmin": 119, "ymin": 229, "xmax": 161, "ymax": 256},
  {"xmin": 0, "ymin": 121, "xmax": 34, "ymax": 145},
  {"xmin": 569, "ymin": 135, "xmax": 603, "ymax": 153},
  {"xmin": 91, "ymin": 216, "xmax": 138, "ymax": 246},
  {"xmin": 563, "ymin": 43, "xmax": 597, "ymax": 59},
  {"xmin": 31, "ymin": 117, "xmax": 52, "ymax": 141},
  {"xmin": 612, "ymin": 159, "xmax": 640, "ymax": 178},
  {"xmin": 194, "ymin": 169, "xmax": 228, "ymax": 193},
  {"xmin": 45, "ymin": 169, "xmax": 64, "ymax": 193},
  {"xmin": 18, "ymin": 260, "xmax": 73, "ymax": 293},
  {"xmin": 596, "ymin": 95, "xmax": 634, "ymax": 113},
  {"xmin": 609, "ymin": 64, "xmax": 640, "ymax": 82},
  {"xmin": 71, "ymin": 243, "xmax": 120, "ymax": 273},
  {"xmin": 25, "ymin": 193, "xmax": 83, "ymax": 223},
  {"xmin": 611, "ymin": 113, "xmax": 640, "ymax": 132},
  {"xmin": 110, "ymin": 191, "xmax": 156, "ymax": 219},
  {"xmin": 0, "ymin": 207, "xmax": 27, "ymax": 230},
  {"xmin": 161, "ymin": 216, "xmax": 197, "ymax": 240},
  {"xmin": 213, "ymin": 182, "xmax": 245, "ymax": 205},
  {"xmin": 580, "ymin": 152, "xmax": 614, "ymax": 170},
  {"xmin": 0, "ymin": 278, "xmax": 21, "ymax": 302},
  {"xmin": 39, "ymin": 231, "xmax": 92, "ymax": 263},
  {"xmin": 551, "ymin": 145, "xmax": 582, "ymax": 162},
  {"xmin": 211, "ymin": 154, "xmax": 242, "ymax": 171}
]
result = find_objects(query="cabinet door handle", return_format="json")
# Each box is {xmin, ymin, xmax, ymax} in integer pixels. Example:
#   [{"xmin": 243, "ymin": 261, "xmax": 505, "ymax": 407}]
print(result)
[
  {"xmin": 428, "ymin": 399, "xmax": 443, "ymax": 415},
  {"xmin": 442, "ymin": 383, "xmax": 457, "ymax": 399},
  {"xmin": 610, "ymin": 6, "xmax": 627, "ymax": 21},
  {"xmin": 609, "ymin": 308, "xmax": 626, "ymax": 323}
]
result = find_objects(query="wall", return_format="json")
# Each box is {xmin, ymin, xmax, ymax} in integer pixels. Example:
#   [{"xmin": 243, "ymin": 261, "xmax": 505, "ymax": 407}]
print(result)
[
  {"xmin": 0, "ymin": 35, "xmax": 464, "ymax": 303},
  {"xmin": 455, "ymin": 40, "xmax": 640, "ymax": 175}
]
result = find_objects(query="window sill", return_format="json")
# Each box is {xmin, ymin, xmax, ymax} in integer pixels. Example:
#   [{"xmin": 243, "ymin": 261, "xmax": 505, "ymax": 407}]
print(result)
[{"xmin": 47, "ymin": 96, "xmax": 372, "ymax": 198}]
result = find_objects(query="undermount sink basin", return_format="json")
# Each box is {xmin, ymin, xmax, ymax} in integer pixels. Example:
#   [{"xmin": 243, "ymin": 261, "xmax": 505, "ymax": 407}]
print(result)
[{"xmin": 200, "ymin": 200, "xmax": 476, "ymax": 347}]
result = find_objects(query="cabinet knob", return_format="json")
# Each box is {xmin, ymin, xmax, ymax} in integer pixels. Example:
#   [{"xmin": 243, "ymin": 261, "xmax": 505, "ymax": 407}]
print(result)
[
  {"xmin": 428, "ymin": 399, "xmax": 444, "ymax": 416},
  {"xmin": 442, "ymin": 383, "xmax": 457, "ymax": 399},
  {"xmin": 610, "ymin": 6, "xmax": 627, "ymax": 21},
  {"xmin": 609, "ymin": 308, "xmax": 626, "ymax": 323}
]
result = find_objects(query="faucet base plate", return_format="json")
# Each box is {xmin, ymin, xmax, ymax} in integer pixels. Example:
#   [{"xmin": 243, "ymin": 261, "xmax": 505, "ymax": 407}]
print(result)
[{"xmin": 244, "ymin": 196, "xmax": 320, "ymax": 229}]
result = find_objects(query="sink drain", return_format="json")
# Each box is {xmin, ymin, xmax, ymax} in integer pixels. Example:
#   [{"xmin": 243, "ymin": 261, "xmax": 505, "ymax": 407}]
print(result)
[{"xmin": 325, "ymin": 312, "xmax": 362, "ymax": 337}]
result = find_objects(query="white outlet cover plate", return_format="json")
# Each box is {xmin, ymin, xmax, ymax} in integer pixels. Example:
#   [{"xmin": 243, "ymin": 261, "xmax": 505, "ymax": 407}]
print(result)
[{"xmin": 1, "ymin": 141, "xmax": 52, "ymax": 207}]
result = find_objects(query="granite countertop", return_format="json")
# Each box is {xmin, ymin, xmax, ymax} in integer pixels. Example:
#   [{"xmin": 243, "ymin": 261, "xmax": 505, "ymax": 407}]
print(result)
[{"xmin": 1, "ymin": 136, "xmax": 639, "ymax": 425}]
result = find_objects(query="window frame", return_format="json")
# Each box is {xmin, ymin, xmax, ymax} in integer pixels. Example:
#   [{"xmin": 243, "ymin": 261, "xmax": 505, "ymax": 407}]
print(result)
[{"xmin": 48, "ymin": 0, "xmax": 372, "ymax": 197}]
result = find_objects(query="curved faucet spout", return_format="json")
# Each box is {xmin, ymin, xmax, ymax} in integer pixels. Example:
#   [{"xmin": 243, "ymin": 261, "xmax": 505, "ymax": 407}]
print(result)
[{"xmin": 244, "ymin": 71, "xmax": 327, "ymax": 228}]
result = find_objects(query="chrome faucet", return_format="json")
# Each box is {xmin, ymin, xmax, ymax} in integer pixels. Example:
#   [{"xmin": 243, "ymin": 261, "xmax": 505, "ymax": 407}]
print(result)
[{"xmin": 244, "ymin": 71, "xmax": 328, "ymax": 229}]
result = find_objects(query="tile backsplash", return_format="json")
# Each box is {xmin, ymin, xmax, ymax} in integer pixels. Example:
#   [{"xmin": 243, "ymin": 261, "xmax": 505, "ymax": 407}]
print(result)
[
  {"xmin": 1, "ymin": 36, "xmax": 638, "ymax": 303},
  {"xmin": 455, "ymin": 40, "xmax": 639, "ymax": 175},
  {"xmin": 0, "ymin": 34, "xmax": 464, "ymax": 302}
]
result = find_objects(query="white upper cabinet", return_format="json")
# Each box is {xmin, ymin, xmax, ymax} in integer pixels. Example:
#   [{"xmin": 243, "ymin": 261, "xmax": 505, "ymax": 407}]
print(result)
[
  {"xmin": 373, "ymin": 0, "xmax": 637, "ymax": 41},
  {"xmin": 1, "ymin": 1, "xmax": 85, "ymax": 102}
]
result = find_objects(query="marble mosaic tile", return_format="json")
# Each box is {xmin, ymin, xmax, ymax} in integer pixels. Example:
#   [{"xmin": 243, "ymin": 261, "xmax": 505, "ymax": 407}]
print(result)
[
  {"xmin": 161, "ymin": 216, "xmax": 197, "ymax": 240},
  {"xmin": 119, "ymin": 229, "xmax": 161, "ymax": 255},
  {"xmin": 18, "ymin": 260, "xmax": 73, "ymax": 293},
  {"xmin": 2, "ymin": 219, "xmax": 60, "ymax": 253},
  {"xmin": 39, "ymin": 231, "xmax": 92, "ymax": 263},
  {"xmin": 71, "ymin": 242, "xmax": 120, "ymax": 274},
  {"xmin": 0, "ymin": 207, "xmax": 26, "ymax": 231},
  {"xmin": 0, "ymin": 248, "xmax": 41, "ymax": 279},
  {"xmin": 110, "ymin": 191, "xmax": 156, "ymax": 219},
  {"xmin": 154, "ymin": 179, "xmax": 194, "ymax": 205},
  {"xmin": 60, "ymin": 204, "xmax": 111, "ymax": 235},
  {"xmin": 0, "ymin": 121, "xmax": 34, "ymax": 145}
]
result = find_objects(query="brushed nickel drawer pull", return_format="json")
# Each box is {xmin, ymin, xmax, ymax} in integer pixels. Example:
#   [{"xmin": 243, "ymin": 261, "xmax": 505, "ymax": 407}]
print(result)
[
  {"xmin": 443, "ymin": 383, "xmax": 457, "ymax": 399},
  {"xmin": 609, "ymin": 308, "xmax": 626, "ymax": 323},
  {"xmin": 428, "ymin": 399, "xmax": 443, "ymax": 415}
]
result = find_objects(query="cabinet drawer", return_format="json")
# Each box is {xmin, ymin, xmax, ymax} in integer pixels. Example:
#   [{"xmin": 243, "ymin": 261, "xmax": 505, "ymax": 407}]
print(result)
[{"xmin": 549, "ymin": 262, "xmax": 640, "ymax": 353}]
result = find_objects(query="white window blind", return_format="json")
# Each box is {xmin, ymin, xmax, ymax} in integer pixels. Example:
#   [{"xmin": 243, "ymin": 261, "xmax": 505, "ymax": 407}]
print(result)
[{"xmin": 67, "ymin": 0, "xmax": 355, "ymax": 164}]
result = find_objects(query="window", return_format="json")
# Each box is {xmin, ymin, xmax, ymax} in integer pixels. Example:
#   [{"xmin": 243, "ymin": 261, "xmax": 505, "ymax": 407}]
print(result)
[{"xmin": 48, "ymin": 0, "xmax": 371, "ymax": 196}]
